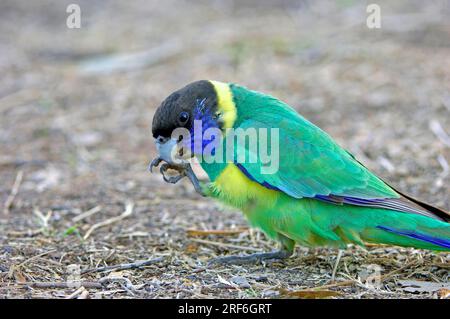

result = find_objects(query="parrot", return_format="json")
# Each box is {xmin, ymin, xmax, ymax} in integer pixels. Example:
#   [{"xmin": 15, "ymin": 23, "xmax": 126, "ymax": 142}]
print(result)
[{"xmin": 150, "ymin": 80, "xmax": 450, "ymax": 265}]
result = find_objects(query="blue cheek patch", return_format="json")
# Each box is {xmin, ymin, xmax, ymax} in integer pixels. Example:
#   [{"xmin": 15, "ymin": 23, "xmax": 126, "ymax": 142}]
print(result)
[{"xmin": 189, "ymin": 98, "xmax": 220, "ymax": 156}]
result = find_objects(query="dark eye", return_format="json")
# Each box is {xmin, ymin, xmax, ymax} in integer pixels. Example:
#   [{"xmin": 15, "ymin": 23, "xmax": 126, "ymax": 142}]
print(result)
[{"xmin": 178, "ymin": 111, "xmax": 189, "ymax": 125}]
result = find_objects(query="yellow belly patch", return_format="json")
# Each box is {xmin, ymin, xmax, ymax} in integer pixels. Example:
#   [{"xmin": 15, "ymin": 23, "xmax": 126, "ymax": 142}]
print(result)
[{"xmin": 212, "ymin": 163, "xmax": 279, "ymax": 209}]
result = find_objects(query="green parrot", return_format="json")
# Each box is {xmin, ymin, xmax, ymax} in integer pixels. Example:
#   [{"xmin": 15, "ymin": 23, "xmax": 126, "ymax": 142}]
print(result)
[{"xmin": 150, "ymin": 80, "xmax": 450, "ymax": 264}]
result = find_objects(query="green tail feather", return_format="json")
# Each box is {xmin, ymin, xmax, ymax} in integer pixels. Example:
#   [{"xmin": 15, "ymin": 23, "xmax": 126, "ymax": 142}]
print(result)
[{"xmin": 244, "ymin": 196, "xmax": 450, "ymax": 251}]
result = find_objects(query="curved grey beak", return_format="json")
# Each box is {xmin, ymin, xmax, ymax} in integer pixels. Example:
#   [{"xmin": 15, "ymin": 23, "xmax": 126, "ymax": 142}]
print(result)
[{"xmin": 155, "ymin": 136, "xmax": 180, "ymax": 164}]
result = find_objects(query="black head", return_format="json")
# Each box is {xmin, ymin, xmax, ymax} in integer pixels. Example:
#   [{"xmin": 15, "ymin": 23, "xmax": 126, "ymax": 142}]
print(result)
[{"xmin": 152, "ymin": 80, "xmax": 218, "ymax": 139}]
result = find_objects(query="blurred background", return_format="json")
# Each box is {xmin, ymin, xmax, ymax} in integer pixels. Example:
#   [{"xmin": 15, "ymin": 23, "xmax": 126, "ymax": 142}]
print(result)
[{"xmin": 0, "ymin": 0, "xmax": 449, "ymax": 298}]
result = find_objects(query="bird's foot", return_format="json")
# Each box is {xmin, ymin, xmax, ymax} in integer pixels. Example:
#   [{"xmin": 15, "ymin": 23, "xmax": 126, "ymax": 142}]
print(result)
[
  {"xmin": 149, "ymin": 156, "xmax": 186, "ymax": 184},
  {"xmin": 160, "ymin": 163, "xmax": 186, "ymax": 184},
  {"xmin": 148, "ymin": 156, "xmax": 207, "ymax": 196},
  {"xmin": 208, "ymin": 249, "xmax": 292, "ymax": 266},
  {"xmin": 148, "ymin": 156, "xmax": 163, "ymax": 173}
]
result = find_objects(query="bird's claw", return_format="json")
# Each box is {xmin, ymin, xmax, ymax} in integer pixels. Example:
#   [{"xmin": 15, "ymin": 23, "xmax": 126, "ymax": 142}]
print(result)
[
  {"xmin": 148, "ymin": 157, "xmax": 163, "ymax": 173},
  {"xmin": 149, "ymin": 156, "xmax": 206, "ymax": 196}
]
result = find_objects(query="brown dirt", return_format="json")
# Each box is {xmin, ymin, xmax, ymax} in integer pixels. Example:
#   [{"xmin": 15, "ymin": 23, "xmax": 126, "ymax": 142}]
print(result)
[{"xmin": 0, "ymin": 0, "xmax": 449, "ymax": 299}]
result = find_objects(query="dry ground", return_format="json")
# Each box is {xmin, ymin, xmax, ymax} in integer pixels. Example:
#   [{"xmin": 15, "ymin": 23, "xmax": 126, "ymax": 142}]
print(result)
[{"xmin": 0, "ymin": 0, "xmax": 449, "ymax": 299}]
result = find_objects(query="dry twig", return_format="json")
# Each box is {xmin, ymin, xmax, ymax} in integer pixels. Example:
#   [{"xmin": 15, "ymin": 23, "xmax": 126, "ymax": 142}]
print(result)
[
  {"xmin": 17, "ymin": 249, "xmax": 57, "ymax": 268},
  {"xmin": 81, "ymin": 257, "xmax": 164, "ymax": 274},
  {"xmin": 72, "ymin": 205, "xmax": 102, "ymax": 222},
  {"xmin": 303, "ymin": 259, "xmax": 420, "ymax": 291},
  {"xmin": 429, "ymin": 120, "xmax": 450, "ymax": 147},
  {"xmin": 83, "ymin": 202, "xmax": 133, "ymax": 240},
  {"xmin": 190, "ymin": 238, "xmax": 263, "ymax": 252},
  {"xmin": 23, "ymin": 281, "xmax": 103, "ymax": 289},
  {"xmin": 187, "ymin": 228, "xmax": 248, "ymax": 237},
  {"xmin": 66, "ymin": 286, "xmax": 87, "ymax": 299},
  {"xmin": 3, "ymin": 170, "xmax": 23, "ymax": 215}
]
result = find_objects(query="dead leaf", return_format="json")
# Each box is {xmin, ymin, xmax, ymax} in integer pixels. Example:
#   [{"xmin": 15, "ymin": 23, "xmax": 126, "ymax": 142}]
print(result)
[
  {"xmin": 438, "ymin": 288, "xmax": 450, "ymax": 299},
  {"xmin": 398, "ymin": 280, "xmax": 450, "ymax": 293},
  {"xmin": 14, "ymin": 270, "xmax": 27, "ymax": 284},
  {"xmin": 279, "ymin": 288, "xmax": 341, "ymax": 299},
  {"xmin": 185, "ymin": 243, "xmax": 199, "ymax": 254}
]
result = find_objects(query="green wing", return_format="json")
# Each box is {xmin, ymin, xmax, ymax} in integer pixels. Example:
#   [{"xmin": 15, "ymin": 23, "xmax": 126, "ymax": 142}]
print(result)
[{"xmin": 230, "ymin": 85, "xmax": 399, "ymax": 200}]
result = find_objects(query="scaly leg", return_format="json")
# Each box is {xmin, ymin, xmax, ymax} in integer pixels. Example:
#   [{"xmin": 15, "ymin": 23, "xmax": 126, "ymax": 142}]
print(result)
[
  {"xmin": 208, "ymin": 249, "xmax": 293, "ymax": 265},
  {"xmin": 184, "ymin": 164, "xmax": 206, "ymax": 196},
  {"xmin": 208, "ymin": 234, "xmax": 295, "ymax": 265}
]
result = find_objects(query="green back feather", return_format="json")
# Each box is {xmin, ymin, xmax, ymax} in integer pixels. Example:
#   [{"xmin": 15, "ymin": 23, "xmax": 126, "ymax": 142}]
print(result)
[{"xmin": 229, "ymin": 83, "xmax": 399, "ymax": 200}]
